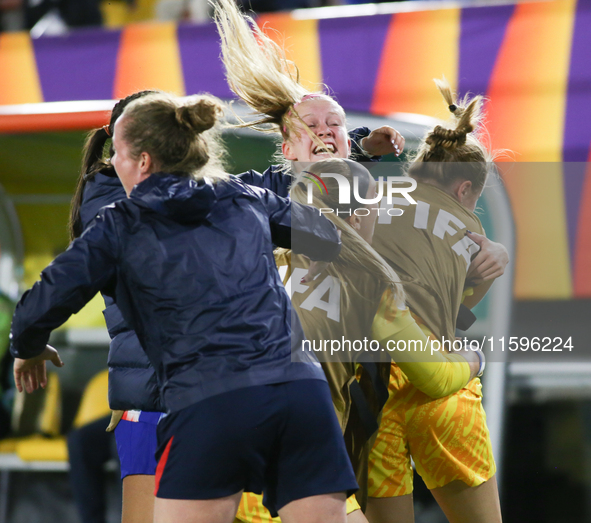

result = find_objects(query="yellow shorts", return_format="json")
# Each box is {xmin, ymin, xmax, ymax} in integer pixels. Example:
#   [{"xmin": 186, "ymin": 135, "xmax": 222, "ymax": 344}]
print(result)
[
  {"xmin": 367, "ymin": 364, "xmax": 496, "ymax": 496},
  {"xmin": 234, "ymin": 493, "xmax": 361, "ymax": 522}
]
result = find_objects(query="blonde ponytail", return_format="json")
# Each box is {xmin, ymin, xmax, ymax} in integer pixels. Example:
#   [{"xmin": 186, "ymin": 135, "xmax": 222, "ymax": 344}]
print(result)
[
  {"xmin": 214, "ymin": 0, "xmax": 306, "ymax": 135},
  {"xmin": 212, "ymin": 0, "xmax": 341, "ymax": 158},
  {"xmin": 409, "ymin": 78, "xmax": 491, "ymax": 193}
]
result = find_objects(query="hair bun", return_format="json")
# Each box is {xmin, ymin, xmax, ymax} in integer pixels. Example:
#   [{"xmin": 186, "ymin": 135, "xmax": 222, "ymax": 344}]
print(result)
[
  {"xmin": 426, "ymin": 125, "xmax": 470, "ymax": 151},
  {"xmin": 175, "ymin": 97, "xmax": 224, "ymax": 134}
]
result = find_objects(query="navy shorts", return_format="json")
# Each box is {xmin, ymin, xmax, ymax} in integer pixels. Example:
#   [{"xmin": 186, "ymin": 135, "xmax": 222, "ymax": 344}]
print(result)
[
  {"xmin": 115, "ymin": 411, "xmax": 162, "ymax": 479},
  {"xmin": 155, "ymin": 379, "xmax": 358, "ymax": 515}
]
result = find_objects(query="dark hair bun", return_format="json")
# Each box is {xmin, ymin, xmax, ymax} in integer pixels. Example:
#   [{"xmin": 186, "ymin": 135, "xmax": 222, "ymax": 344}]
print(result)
[{"xmin": 175, "ymin": 97, "xmax": 224, "ymax": 134}]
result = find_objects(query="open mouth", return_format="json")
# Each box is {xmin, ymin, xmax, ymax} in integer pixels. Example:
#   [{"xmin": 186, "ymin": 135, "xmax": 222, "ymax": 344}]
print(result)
[{"xmin": 313, "ymin": 143, "xmax": 336, "ymax": 155}]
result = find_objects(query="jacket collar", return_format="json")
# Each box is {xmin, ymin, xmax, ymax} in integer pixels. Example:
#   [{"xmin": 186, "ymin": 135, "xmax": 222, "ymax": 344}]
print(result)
[{"xmin": 130, "ymin": 173, "xmax": 218, "ymax": 224}]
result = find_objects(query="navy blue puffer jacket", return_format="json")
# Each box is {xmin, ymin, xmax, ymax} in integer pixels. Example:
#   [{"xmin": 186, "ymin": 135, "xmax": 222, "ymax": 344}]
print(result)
[
  {"xmin": 46, "ymin": 126, "xmax": 375, "ymax": 412},
  {"xmin": 79, "ymin": 171, "xmax": 163, "ymax": 411},
  {"xmin": 10, "ymin": 174, "xmax": 339, "ymax": 413}
]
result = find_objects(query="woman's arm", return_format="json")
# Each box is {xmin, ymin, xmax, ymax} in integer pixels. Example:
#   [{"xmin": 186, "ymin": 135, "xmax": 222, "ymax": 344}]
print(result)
[
  {"xmin": 357, "ymin": 126, "xmax": 405, "ymax": 158},
  {"xmin": 465, "ymin": 231, "xmax": 509, "ymax": 286},
  {"xmin": 255, "ymin": 187, "xmax": 341, "ymax": 262},
  {"xmin": 10, "ymin": 211, "xmax": 119, "ymax": 362},
  {"xmin": 235, "ymin": 165, "xmax": 292, "ymax": 197},
  {"xmin": 371, "ymin": 289, "xmax": 481, "ymax": 399},
  {"xmin": 13, "ymin": 345, "xmax": 63, "ymax": 393},
  {"xmin": 462, "ymin": 280, "xmax": 494, "ymax": 310},
  {"xmin": 463, "ymin": 231, "xmax": 509, "ymax": 308}
]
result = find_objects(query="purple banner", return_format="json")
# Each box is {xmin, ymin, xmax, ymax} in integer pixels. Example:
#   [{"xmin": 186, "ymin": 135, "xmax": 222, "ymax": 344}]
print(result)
[
  {"xmin": 178, "ymin": 22, "xmax": 233, "ymax": 99},
  {"xmin": 33, "ymin": 26, "xmax": 121, "ymax": 102},
  {"xmin": 319, "ymin": 15, "xmax": 392, "ymax": 113},
  {"xmin": 458, "ymin": 4, "xmax": 515, "ymax": 97},
  {"xmin": 562, "ymin": 0, "xmax": 591, "ymax": 263}
]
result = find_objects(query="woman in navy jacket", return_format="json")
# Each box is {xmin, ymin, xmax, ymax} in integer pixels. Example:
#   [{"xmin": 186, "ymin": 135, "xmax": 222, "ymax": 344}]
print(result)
[
  {"xmin": 11, "ymin": 92, "xmax": 355, "ymax": 523},
  {"xmin": 66, "ymin": 88, "xmax": 390, "ymax": 523}
]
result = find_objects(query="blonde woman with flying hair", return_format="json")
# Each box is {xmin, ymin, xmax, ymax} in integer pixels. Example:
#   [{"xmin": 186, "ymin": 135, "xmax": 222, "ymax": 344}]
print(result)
[
  {"xmin": 365, "ymin": 81, "xmax": 507, "ymax": 523},
  {"xmin": 212, "ymin": 0, "xmax": 405, "ymax": 187},
  {"xmin": 236, "ymin": 159, "xmax": 483, "ymax": 523}
]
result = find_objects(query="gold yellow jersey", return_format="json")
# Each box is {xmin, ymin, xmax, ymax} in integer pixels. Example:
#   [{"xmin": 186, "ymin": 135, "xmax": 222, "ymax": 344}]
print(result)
[
  {"xmin": 372, "ymin": 182, "xmax": 485, "ymax": 342},
  {"xmin": 274, "ymin": 249, "xmax": 388, "ymax": 432},
  {"xmin": 273, "ymin": 248, "xmax": 471, "ymax": 511}
]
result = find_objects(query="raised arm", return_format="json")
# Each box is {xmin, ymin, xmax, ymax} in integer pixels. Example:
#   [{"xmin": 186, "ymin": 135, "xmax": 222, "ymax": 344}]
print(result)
[{"xmin": 352, "ymin": 126, "xmax": 405, "ymax": 159}]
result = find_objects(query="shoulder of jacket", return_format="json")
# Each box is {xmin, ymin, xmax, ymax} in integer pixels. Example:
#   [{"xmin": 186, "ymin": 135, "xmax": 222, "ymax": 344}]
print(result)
[
  {"xmin": 223, "ymin": 177, "xmax": 264, "ymax": 200},
  {"xmin": 95, "ymin": 198, "xmax": 141, "ymax": 224}
]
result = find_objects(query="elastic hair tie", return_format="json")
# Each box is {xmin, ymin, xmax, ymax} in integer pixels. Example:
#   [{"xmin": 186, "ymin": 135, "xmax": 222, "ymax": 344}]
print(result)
[
  {"xmin": 102, "ymin": 125, "xmax": 111, "ymax": 137},
  {"xmin": 448, "ymin": 104, "xmax": 457, "ymax": 112}
]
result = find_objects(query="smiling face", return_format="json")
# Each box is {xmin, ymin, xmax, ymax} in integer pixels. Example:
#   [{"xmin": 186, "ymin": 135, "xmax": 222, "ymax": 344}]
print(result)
[{"xmin": 282, "ymin": 98, "xmax": 351, "ymax": 162}]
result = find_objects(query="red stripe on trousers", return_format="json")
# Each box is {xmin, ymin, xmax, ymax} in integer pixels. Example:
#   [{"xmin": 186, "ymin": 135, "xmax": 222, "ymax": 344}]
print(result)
[{"xmin": 154, "ymin": 436, "xmax": 174, "ymax": 496}]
